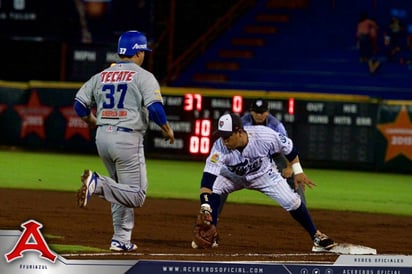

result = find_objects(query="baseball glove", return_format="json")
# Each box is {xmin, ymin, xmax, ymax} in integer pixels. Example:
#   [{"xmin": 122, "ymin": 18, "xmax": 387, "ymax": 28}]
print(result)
[{"xmin": 191, "ymin": 212, "xmax": 218, "ymax": 249}]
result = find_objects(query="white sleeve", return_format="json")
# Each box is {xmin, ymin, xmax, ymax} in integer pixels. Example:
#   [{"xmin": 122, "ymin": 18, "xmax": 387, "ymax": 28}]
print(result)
[{"xmin": 203, "ymin": 139, "xmax": 227, "ymax": 176}]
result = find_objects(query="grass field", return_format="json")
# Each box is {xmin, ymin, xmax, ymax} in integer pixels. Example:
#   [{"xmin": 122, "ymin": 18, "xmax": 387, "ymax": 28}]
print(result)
[{"xmin": 1, "ymin": 149, "xmax": 411, "ymax": 216}]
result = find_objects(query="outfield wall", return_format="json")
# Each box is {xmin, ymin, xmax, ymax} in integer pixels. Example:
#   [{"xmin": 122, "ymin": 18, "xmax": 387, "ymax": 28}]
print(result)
[{"xmin": 0, "ymin": 80, "xmax": 411, "ymax": 173}]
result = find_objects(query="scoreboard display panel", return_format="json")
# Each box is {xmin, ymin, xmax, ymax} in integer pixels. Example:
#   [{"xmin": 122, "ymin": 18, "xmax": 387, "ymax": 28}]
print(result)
[
  {"xmin": 293, "ymin": 100, "xmax": 377, "ymax": 164},
  {"xmin": 145, "ymin": 91, "xmax": 378, "ymax": 166}
]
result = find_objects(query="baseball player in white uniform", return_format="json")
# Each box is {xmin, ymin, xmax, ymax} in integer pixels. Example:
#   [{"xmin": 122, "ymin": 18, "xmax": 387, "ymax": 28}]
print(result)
[
  {"xmin": 196, "ymin": 113, "xmax": 335, "ymax": 251},
  {"xmin": 218, "ymin": 99, "xmax": 306, "ymax": 215},
  {"xmin": 241, "ymin": 98, "xmax": 306, "ymax": 204},
  {"xmin": 74, "ymin": 30, "xmax": 174, "ymax": 252}
]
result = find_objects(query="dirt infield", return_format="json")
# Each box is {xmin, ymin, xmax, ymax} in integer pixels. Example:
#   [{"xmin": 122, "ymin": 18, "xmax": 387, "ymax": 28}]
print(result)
[{"xmin": 1, "ymin": 189, "xmax": 411, "ymax": 262}]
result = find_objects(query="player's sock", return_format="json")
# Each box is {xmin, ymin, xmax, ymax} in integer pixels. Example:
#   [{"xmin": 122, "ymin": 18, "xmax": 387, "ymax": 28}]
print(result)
[
  {"xmin": 218, "ymin": 193, "xmax": 228, "ymax": 215},
  {"xmin": 209, "ymin": 193, "xmax": 221, "ymax": 226},
  {"xmin": 289, "ymin": 202, "xmax": 317, "ymax": 239}
]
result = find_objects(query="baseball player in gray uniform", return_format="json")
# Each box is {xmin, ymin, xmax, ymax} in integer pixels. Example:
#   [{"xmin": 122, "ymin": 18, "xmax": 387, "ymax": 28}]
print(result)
[
  {"xmin": 195, "ymin": 113, "xmax": 335, "ymax": 251},
  {"xmin": 74, "ymin": 30, "xmax": 175, "ymax": 252}
]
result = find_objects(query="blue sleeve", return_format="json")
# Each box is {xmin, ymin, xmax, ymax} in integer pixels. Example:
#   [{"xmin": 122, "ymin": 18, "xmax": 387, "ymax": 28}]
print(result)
[
  {"xmin": 269, "ymin": 123, "xmax": 287, "ymax": 136},
  {"xmin": 74, "ymin": 99, "xmax": 90, "ymax": 117},
  {"xmin": 267, "ymin": 115, "xmax": 288, "ymax": 136},
  {"xmin": 285, "ymin": 146, "xmax": 299, "ymax": 162},
  {"xmin": 241, "ymin": 114, "xmax": 253, "ymax": 126},
  {"xmin": 147, "ymin": 102, "xmax": 167, "ymax": 126}
]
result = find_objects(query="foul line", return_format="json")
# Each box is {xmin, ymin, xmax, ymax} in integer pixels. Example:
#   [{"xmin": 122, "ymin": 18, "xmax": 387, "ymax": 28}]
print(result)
[{"xmin": 61, "ymin": 252, "xmax": 335, "ymax": 263}]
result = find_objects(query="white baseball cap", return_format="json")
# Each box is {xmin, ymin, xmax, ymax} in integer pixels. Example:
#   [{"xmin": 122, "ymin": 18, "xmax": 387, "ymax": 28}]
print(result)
[{"xmin": 217, "ymin": 113, "xmax": 243, "ymax": 139}]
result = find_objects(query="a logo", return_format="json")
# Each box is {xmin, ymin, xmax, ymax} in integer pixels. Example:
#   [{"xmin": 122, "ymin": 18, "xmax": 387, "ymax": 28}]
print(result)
[
  {"xmin": 14, "ymin": 91, "xmax": 53, "ymax": 139},
  {"xmin": 377, "ymin": 105, "xmax": 412, "ymax": 162},
  {"xmin": 255, "ymin": 100, "xmax": 263, "ymax": 107},
  {"xmin": 210, "ymin": 153, "xmax": 220, "ymax": 163},
  {"xmin": 4, "ymin": 220, "xmax": 57, "ymax": 263},
  {"xmin": 219, "ymin": 120, "xmax": 225, "ymax": 129},
  {"xmin": 132, "ymin": 43, "xmax": 148, "ymax": 50}
]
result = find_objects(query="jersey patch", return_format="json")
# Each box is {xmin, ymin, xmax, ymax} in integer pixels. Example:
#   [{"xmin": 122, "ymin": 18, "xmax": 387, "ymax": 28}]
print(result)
[
  {"xmin": 278, "ymin": 133, "xmax": 287, "ymax": 143},
  {"xmin": 101, "ymin": 110, "xmax": 128, "ymax": 119},
  {"xmin": 154, "ymin": 89, "xmax": 163, "ymax": 102},
  {"xmin": 210, "ymin": 153, "xmax": 220, "ymax": 163}
]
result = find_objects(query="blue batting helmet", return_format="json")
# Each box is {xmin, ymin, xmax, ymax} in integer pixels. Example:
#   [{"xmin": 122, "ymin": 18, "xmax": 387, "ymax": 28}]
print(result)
[{"xmin": 117, "ymin": 30, "xmax": 152, "ymax": 56}]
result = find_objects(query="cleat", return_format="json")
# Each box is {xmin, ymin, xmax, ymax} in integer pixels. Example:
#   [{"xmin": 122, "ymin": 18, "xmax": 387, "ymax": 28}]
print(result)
[
  {"xmin": 109, "ymin": 240, "xmax": 138, "ymax": 252},
  {"xmin": 77, "ymin": 169, "xmax": 97, "ymax": 208},
  {"xmin": 312, "ymin": 231, "xmax": 337, "ymax": 252}
]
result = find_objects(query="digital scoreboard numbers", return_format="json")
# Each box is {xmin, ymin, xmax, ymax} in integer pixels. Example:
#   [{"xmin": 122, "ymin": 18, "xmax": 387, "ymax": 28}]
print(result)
[
  {"xmin": 146, "ymin": 94, "xmax": 245, "ymax": 159},
  {"xmin": 146, "ymin": 94, "xmax": 377, "ymax": 166}
]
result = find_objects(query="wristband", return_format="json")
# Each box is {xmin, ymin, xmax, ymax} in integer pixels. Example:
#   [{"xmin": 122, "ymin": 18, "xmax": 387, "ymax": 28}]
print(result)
[{"xmin": 292, "ymin": 162, "xmax": 303, "ymax": 174}]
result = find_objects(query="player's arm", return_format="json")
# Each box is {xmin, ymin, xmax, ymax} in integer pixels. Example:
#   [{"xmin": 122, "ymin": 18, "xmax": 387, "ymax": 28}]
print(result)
[
  {"xmin": 74, "ymin": 99, "xmax": 97, "ymax": 129},
  {"xmin": 201, "ymin": 151, "xmax": 221, "ymax": 193},
  {"xmin": 284, "ymin": 144, "xmax": 316, "ymax": 191},
  {"xmin": 267, "ymin": 115, "xmax": 288, "ymax": 136},
  {"xmin": 200, "ymin": 139, "xmax": 225, "ymax": 195},
  {"xmin": 281, "ymin": 156, "xmax": 294, "ymax": 178},
  {"xmin": 147, "ymin": 102, "xmax": 175, "ymax": 144},
  {"xmin": 200, "ymin": 172, "xmax": 217, "ymax": 195}
]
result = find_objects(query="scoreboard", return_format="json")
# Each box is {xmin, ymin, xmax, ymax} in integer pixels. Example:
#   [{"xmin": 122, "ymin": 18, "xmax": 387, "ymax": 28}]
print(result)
[
  {"xmin": 145, "ymin": 92, "xmax": 378, "ymax": 167},
  {"xmin": 1, "ymin": 82, "xmax": 409, "ymax": 172},
  {"xmin": 292, "ymin": 100, "xmax": 377, "ymax": 166}
]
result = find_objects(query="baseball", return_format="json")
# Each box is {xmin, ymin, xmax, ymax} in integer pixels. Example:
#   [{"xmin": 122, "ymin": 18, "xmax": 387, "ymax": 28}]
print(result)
[{"xmin": 191, "ymin": 241, "xmax": 198, "ymax": 249}]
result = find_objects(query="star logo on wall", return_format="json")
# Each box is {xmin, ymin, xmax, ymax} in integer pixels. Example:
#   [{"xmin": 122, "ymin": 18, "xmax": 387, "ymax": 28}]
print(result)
[
  {"xmin": 14, "ymin": 91, "xmax": 53, "ymax": 139},
  {"xmin": 377, "ymin": 105, "xmax": 412, "ymax": 162},
  {"xmin": 60, "ymin": 105, "xmax": 91, "ymax": 140}
]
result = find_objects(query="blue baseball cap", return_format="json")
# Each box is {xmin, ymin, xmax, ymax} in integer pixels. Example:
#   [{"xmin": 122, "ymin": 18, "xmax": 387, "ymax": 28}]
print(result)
[{"xmin": 117, "ymin": 30, "xmax": 152, "ymax": 56}]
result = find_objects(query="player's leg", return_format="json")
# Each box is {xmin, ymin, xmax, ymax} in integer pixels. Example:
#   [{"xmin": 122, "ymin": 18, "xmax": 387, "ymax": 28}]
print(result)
[
  {"xmin": 77, "ymin": 128, "xmax": 119, "ymax": 208},
  {"xmin": 209, "ymin": 175, "xmax": 243, "ymax": 225},
  {"xmin": 273, "ymin": 154, "xmax": 306, "ymax": 204},
  {"xmin": 93, "ymin": 133, "xmax": 137, "ymax": 251},
  {"xmin": 94, "ymin": 129, "xmax": 145, "ymax": 251},
  {"xmin": 89, "ymin": 130, "xmax": 147, "ymax": 207},
  {"xmin": 109, "ymin": 131, "xmax": 146, "ymax": 251},
  {"xmin": 198, "ymin": 174, "xmax": 238, "ymax": 226},
  {"xmin": 250, "ymin": 171, "xmax": 335, "ymax": 250},
  {"xmin": 217, "ymin": 167, "xmax": 242, "ymax": 216},
  {"xmin": 110, "ymin": 203, "xmax": 137, "ymax": 251},
  {"xmin": 218, "ymin": 194, "xmax": 228, "ymax": 215}
]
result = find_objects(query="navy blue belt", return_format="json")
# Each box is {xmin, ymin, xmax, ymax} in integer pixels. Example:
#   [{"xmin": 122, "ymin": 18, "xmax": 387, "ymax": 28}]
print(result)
[{"xmin": 117, "ymin": 126, "xmax": 133, "ymax": 133}]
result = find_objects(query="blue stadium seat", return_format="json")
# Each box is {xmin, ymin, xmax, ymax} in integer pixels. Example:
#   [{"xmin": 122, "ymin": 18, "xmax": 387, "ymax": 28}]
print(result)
[{"xmin": 171, "ymin": 0, "xmax": 412, "ymax": 100}]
